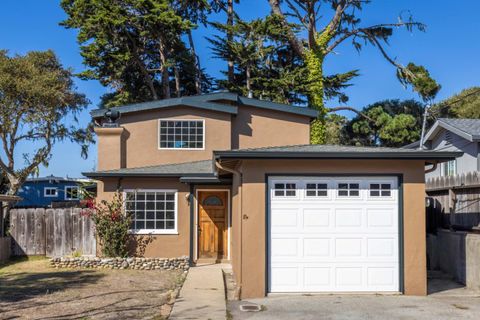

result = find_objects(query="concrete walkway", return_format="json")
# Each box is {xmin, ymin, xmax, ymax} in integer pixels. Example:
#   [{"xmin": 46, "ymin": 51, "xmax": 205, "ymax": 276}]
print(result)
[{"xmin": 170, "ymin": 264, "xmax": 228, "ymax": 320}]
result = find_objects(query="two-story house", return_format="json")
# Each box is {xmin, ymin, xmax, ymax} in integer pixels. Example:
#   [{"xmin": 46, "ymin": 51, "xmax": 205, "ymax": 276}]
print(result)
[
  {"xmin": 84, "ymin": 91, "xmax": 460, "ymax": 299},
  {"xmin": 15, "ymin": 175, "xmax": 90, "ymax": 208},
  {"xmin": 405, "ymin": 118, "xmax": 480, "ymax": 178}
]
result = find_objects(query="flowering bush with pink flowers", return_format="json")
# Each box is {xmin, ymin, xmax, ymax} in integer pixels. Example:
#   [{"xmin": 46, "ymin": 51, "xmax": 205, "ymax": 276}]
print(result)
[{"xmin": 82, "ymin": 192, "xmax": 131, "ymax": 257}]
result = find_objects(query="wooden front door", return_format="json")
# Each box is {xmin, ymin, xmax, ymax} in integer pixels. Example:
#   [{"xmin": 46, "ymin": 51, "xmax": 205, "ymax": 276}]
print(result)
[{"xmin": 198, "ymin": 191, "xmax": 228, "ymax": 260}]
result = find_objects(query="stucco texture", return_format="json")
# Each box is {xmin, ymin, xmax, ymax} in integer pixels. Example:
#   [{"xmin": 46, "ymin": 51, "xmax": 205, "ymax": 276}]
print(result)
[{"xmin": 231, "ymin": 159, "xmax": 427, "ymax": 299}]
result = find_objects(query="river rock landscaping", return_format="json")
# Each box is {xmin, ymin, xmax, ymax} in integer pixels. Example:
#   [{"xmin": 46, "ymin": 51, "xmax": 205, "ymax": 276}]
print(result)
[{"xmin": 50, "ymin": 256, "xmax": 190, "ymax": 271}]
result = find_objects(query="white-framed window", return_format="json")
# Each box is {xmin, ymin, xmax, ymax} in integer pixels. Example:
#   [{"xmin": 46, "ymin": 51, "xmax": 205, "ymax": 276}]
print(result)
[
  {"xmin": 44, "ymin": 187, "xmax": 58, "ymax": 197},
  {"xmin": 158, "ymin": 119, "xmax": 204, "ymax": 149},
  {"xmin": 337, "ymin": 183, "xmax": 360, "ymax": 197},
  {"xmin": 443, "ymin": 160, "xmax": 457, "ymax": 176},
  {"xmin": 369, "ymin": 183, "xmax": 392, "ymax": 197},
  {"xmin": 65, "ymin": 186, "xmax": 80, "ymax": 200},
  {"xmin": 273, "ymin": 183, "xmax": 297, "ymax": 197},
  {"xmin": 305, "ymin": 183, "xmax": 328, "ymax": 197},
  {"xmin": 125, "ymin": 189, "xmax": 178, "ymax": 234}
]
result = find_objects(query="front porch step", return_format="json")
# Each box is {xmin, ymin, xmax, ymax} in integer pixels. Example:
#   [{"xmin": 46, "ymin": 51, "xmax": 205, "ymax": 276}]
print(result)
[{"xmin": 195, "ymin": 258, "xmax": 231, "ymax": 265}]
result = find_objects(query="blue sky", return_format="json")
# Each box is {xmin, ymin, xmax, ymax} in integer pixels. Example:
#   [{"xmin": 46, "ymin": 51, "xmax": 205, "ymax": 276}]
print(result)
[{"xmin": 0, "ymin": 0, "xmax": 479, "ymax": 178}]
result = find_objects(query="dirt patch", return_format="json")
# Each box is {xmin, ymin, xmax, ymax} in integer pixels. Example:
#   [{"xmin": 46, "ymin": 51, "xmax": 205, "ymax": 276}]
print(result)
[{"xmin": 0, "ymin": 257, "xmax": 186, "ymax": 319}]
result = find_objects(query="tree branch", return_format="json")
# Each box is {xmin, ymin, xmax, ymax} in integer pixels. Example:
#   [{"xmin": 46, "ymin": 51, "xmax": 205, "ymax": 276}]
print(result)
[
  {"xmin": 268, "ymin": 0, "xmax": 304, "ymax": 56},
  {"xmin": 327, "ymin": 106, "xmax": 374, "ymax": 122}
]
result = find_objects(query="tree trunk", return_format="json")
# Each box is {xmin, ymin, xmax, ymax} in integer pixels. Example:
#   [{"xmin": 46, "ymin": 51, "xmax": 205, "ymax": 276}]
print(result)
[
  {"xmin": 174, "ymin": 65, "xmax": 181, "ymax": 98},
  {"xmin": 268, "ymin": 0, "xmax": 304, "ymax": 57},
  {"xmin": 187, "ymin": 30, "xmax": 202, "ymax": 94},
  {"xmin": 246, "ymin": 65, "xmax": 252, "ymax": 98},
  {"xmin": 159, "ymin": 37, "xmax": 171, "ymax": 99},
  {"xmin": 227, "ymin": 0, "xmax": 235, "ymax": 83},
  {"xmin": 307, "ymin": 1, "xmax": 317, "ymax": 49}
]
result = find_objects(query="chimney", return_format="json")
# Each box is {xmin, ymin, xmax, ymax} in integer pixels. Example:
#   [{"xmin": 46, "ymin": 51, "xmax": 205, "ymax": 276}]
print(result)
[{"xmin": 95, "ymin": 127, "xmax": 125, "ymax": 170}]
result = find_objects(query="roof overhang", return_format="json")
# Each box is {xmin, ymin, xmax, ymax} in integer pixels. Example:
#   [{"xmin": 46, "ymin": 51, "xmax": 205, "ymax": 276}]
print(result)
[
  {"xmin": 214, "ymin": 150, "xmax": 463, "ymax": 161},
  {"xmin": 82, "ymin": 172, "xmax": 214, "ymax": 178},
  {"xmin": 0, "ymin": 195, "xmax": 22, "ymax": 202},
  {"xmin": 90, "ymin": 92, "xmax": 318, "ymax": 120},
  {"xmin": 424, "ymin": 120, "xmax": 480, "ymax": 142}
]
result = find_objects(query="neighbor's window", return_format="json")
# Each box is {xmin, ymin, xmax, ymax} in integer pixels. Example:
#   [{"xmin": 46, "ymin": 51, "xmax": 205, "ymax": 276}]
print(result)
[
  {"xmin": 44, "ymin": 187, "xmax": 58, "ymax": 197},
  {"xmin": 125, "ymin": 190, "xmax": 177, "ymax": 233},
  {"xmin": 273, "ymin": 183, "xmax": 296, "ymax": 197},
  {"xmin": 306, "ymin": 183, "xmax": 328, "ymax": 197},
  {"xmin": 65, "ymin": 186, "xmax": 79, "ymax": 200},
  {"xmin": 369, "ymin": 183, "xmax": 392, "ymax": 197},
  {"xmin": 338, "ymin": 183, "xmax": 360, "ymax": 197},
  {"xmin": 159, "ymin": 120, "xmax": 204, "ymax": 149},
  {"xmin": 443, "ymin": 160, "xmax": 457, "ymax": 176}
]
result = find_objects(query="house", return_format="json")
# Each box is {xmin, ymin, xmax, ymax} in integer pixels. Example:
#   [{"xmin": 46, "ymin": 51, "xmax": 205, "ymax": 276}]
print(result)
[
  {"xmin": 84, "ymin": 91, "xmax": 460, "ymax": 299},
  {"xmin": 15, "ymin": 175, "xmax": 93, "ymax": 208},
  {"xmin": 404, "ymin": 118, "xmax": 480, "ymax": 178}
]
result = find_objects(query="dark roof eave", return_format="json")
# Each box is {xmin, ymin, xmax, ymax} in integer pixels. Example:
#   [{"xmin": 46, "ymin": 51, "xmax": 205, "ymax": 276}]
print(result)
[
  {"xmin": 82, "ymin": 172, "xmax": 214, "ymax": 178},
  {"xmin": 214, "ymin": 151, "xmax": 463, "ymax": 161}
]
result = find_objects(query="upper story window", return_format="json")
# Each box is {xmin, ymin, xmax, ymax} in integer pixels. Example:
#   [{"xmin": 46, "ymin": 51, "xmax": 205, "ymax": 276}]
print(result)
[
  {"xmin": 44, "ymin": 187, "xmax": 58, "ymax": 197},
  {"xmin": 443, "ymin": 160, "xmax": 457, "ymax": 176},
  {"xmin": 159, "ymin": 119, "xmax": 204, "ymax": 149},
  {"xmin": 65, "ymin": 186, "xmax": 79, "ymax": 200}
]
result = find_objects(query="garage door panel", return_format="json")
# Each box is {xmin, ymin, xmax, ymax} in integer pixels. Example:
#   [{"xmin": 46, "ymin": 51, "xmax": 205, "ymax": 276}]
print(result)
[{"xmin": 269, "ymin": 176, "xmax": 400, "ymax": 293}]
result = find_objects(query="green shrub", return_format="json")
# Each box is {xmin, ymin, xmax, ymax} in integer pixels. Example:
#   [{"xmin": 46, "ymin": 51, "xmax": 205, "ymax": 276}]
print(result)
[{"xmin": 83, "ymin": 192, "xmax": 131, "ymax": 257}]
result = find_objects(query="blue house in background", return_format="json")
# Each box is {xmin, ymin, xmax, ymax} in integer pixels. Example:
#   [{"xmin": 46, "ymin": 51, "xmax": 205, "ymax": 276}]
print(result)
[{"xmin": 15, "ymin": 175, "xmax": 93, "ymax": 208}]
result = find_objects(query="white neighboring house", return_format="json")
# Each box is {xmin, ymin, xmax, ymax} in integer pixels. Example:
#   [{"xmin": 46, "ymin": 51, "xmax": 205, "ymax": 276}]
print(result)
[{"xmin": 404, "ymin": 118, "xmax": 480, "ymax": 179}]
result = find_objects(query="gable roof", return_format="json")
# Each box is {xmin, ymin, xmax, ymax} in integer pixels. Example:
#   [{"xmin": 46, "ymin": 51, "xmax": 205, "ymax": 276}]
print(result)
[
  {"xmin": 424, "ymin": 118, "xmax": 480, "ymax": 142},
  {"xmin": 214, "ymin": 144, "xmax": 462, "ymax": 161},
  {"xmin": 83, "ymin": 160, "xmax": 214, "ymax": 178},
  {"xmin": 90, "ymin": 91, "xmax": 318, "ymax": 119}
]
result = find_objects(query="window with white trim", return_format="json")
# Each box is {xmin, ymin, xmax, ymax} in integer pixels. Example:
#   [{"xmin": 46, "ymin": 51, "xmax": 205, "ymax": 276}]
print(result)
[
  {"xmin": 273, "ymin": 183, "xmax": 296, "ymax": 197},
  {"xmin": 159, "ymin": 120, "xmax": 204, "ymax": 149},
  {"xmin": 306, "ymin": 183, "xmax": 328, "ymax": 197},
  {"xmin": 44, "ymin": 187, "xmax": 58, "ymax": 197},
  {"xmin": 369, "ymin": 183, "xmax": 391, "ymax": 197},
  {"xmin": 125, "ymin": 190, "xmax": 177, "ymax": 233},
  {"xmin": 65, "ymin": 186, "xmax": 79, "ymax": 200},
  {"xmin": 338, "ymin": 183, "xmax": 360, "ymax": 197},
  {"xmin": 443, "ymin": 160, "xmax": 456, "ymax": 176}
]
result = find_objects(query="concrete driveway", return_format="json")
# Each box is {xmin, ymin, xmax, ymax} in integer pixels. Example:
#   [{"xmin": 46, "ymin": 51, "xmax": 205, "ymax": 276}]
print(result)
[
  {"xmin": 228, "ymin": 294, "xmax": 480, "ymax": 320},
  {"xmin": 228, "ymin": 274, "xmax": 480, "ymax": 320}
]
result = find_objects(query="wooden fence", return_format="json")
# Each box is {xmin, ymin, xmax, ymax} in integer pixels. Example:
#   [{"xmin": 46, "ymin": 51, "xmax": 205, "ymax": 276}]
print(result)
[
  {"xmin": 426, "ymin": 171, "xmax": 480, "ymax": 230},
  {"xmin": 9, "ymin": 208, "xmax": 96, "ymax": 257},
  {"xmin": 0, "ymin": 237, "xmax": 10, "ymax": 262}
]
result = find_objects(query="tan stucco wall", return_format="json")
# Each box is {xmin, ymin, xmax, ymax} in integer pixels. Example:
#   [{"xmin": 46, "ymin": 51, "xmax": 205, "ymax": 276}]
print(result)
[
  {"xmin": 231, "ymin": 159, "xmax": 427, "ymax": 298},
  {"xmin": 232, "ymin": 105, "xmax": 311, "ymax": 149},
  {"xmin": 116, "ymin": 106, "xmax": 232, "ymax": 169},
  {"xmin": 95, "ymin": 104, "xmax": 312, "ymax": 171},
  {"xmin": 97, "ymin": 177, "xmax": 191, "ymax": 257},
  {"xmin": 95, "ymin": 127, "xmax": 125, "ymax": 170}
]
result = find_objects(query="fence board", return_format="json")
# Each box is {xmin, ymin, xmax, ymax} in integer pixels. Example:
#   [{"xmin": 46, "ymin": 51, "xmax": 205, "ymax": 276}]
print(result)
[
  {"xmin": 9, "ymin": 208, "xmax": 95, "ymax": 257},
  {"xmin": 427, "ymin": 171, "xmax": 480, "ymax": 230},
  {"xmin": 45, "ymin": 209, "xmax": 54, "ymax": 257}
]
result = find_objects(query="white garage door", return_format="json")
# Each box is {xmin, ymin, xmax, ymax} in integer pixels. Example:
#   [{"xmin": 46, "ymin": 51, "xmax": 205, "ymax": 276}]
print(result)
[{"xmin": 268, "ymin": 176, "xmax": 400, "ymax": 293}]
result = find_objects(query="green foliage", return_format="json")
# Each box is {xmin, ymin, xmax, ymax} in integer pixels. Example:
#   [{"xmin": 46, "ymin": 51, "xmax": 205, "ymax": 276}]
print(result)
[
  {"xmin": 61, "ymin": 0, "xmax": 211, "ymax": 107},
  {"xmin": 344, "ymin": 100, "xmax": 424, "ymax": 147},
  {"xmin": 431, "ymin": 87, "xmax": 480, "ymax": 118},
  {"xmin": 397, "ymin": 63, "xmax": 441, "ymax": 102},
  {"xmin": 0, "ymin": 50, "xmax": 90, "ymax": 195},
  {"xmin": 86, "ymin": 192, "xmax": 131, "ymax": 258},
  {"xmin": 324, "ymin": 114, "xmax": 348, "ymax": 145}
]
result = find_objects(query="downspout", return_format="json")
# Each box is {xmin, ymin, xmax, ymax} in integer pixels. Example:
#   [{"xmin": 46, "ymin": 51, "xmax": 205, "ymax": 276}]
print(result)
[
  {"xmin": 215, "ymin": 159, "xmax": 243, "ymax": 299},
  {"xmin": 425, "ymin": 161, "xmax": 438, "ymax": 174}
]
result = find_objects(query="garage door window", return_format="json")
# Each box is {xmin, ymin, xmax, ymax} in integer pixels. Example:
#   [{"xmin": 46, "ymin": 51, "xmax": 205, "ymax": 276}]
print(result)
[
  {"xmin": 369, "ymin": 183, "xmax": 391, "ymax": 197},
  {"xmin": 274, "ymin": 183, "xmax": 296, "ymax": 197},
  {"xmin": 306, "ymin": 183, "xmax": 328, "ymax": 197},
  {"xmin": 337, "ymin": 183, "xmax": 359, "ymax": 197}
]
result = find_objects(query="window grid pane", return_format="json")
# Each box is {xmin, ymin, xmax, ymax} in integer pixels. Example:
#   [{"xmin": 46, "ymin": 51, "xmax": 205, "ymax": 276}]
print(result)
[
  {"xmin": 159, "ymin": 120, "xmax": 203, "ymax": 149},
  {"xmin": 273, "ymin": 183, "xmax": 296, "ymax": 197},
  {"xmin": 338, "ymin": 183, "xmax": 359, "ymax": 197},
  {"xmin": 369, "ymin": 183, "xmax": 391, "ymax": 197},
  {"xmin": 126, "ymin": 191, "xmax": 176, "ymax": 231},
  {"xmin": 306, "ymin": 183, "xmax": 328, "ymax": 197}
]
